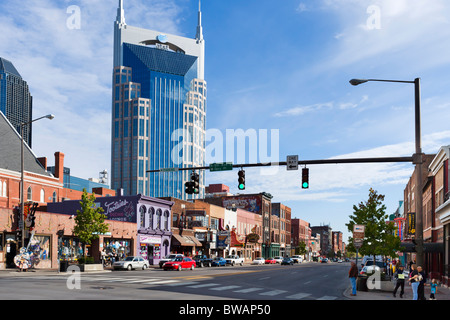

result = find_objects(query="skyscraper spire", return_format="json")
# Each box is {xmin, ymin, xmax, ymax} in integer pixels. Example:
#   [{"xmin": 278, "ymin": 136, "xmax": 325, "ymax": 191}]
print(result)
[
  {"xmin": 116, "ymin": 0, "xmax": 126, "ymax": 27},
  {"xmin": 196, "ymin": 0, "xmax": 204, "ymax": 42}
]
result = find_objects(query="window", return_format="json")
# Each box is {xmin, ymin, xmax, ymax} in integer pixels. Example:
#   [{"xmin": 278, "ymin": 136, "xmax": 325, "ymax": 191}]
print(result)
[
  {"xmin": 52, "ymin": 191, "xmax": 57, "ymax": 202},
  {"xmin": 40, "ymin": 189, "xmax": 45, "ymax": 203},
  {"xmin": 33, "ymin": 235, "xmax": 51, "ymax": 261},
  {"xmin": 27, "ymin": 186, "xmax": 32, "ymax": 201}
]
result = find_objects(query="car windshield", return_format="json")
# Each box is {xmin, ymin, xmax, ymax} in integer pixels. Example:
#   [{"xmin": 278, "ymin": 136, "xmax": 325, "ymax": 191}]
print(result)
[
  {"xmin": 214, "ymin": 257, "xmax": 221, "ymax": 260},
  {"xmin": 194, "ymin": 255, "xmax": 203, "ymax": 259},
  {"xmin": 124, "ymin": 257, "xmax": 134, "ymax": 261}
]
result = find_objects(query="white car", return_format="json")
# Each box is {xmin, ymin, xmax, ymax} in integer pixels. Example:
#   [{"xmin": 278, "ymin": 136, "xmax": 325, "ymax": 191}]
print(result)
[
  {"xmin": 252, "ymin": 257, "xmax": 265, "ymax": 265},
  {"xmin": 291, "ymin": 255, "xmax": 303, "ymax": 263},
  {"xmin": 113, "ymin": 256, "xmax": 148, "ymax": 271},
  {"xmin": 273, "ymin": 256, "xmax": 283, "ymax": 264}
]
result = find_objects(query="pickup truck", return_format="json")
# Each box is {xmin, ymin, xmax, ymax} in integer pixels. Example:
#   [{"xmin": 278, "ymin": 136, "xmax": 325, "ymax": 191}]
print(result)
[
  {"xmin": 193, "ymin": 255, "xmax": 213, "ymax": 267},
  {"xmin": 225, "ymin": 255, "xmax": 244, "ymax": 266}
]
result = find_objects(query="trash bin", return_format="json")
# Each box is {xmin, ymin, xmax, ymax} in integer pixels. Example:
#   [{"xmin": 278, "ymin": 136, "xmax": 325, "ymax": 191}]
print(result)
[
  {"xmin": 59, "ymin": 261, "xmax": 69, "ymax": 272},
  {"xmin": 357, "ymin": 276, "xmax": 368, "ymax": 292}
]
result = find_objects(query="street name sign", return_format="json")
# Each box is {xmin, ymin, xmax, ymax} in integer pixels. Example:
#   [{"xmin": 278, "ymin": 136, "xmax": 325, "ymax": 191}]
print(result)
[{"xmin": 210, "ymin": 162, "xmax": 233, "ymax": 172}]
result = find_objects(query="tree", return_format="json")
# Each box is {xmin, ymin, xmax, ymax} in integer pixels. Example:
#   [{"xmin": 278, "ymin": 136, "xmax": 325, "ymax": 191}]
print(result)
[
  {"xmin": 295, "ymin": 242, "xmax": 307, "ymax": 256},
  {"xmin": 73, "ymin": 189, "xmax": 109, "ymax": 261},
  {"xmin": 346, "ymin": 188, "xmax": 401, "ymax": 264}
]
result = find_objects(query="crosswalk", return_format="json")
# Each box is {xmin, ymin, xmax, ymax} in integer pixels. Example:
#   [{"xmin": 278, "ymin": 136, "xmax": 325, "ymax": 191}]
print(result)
[{"xmin": 24, "ymin": 275, "xmax": 339, "ymax": 300}]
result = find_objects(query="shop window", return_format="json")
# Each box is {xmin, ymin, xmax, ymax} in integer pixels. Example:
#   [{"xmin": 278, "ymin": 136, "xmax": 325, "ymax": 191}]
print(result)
[
  {"xmin": 32, "ymin": 235, "xmax": 51, "ymax": 261},
  {"xmin": 58, "ymin": 237, "xmax": 83, "ymax": 262}
]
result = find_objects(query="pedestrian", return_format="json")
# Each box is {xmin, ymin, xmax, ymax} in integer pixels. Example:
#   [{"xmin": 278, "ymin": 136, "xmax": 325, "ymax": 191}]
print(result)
[
  {"xmin": 393, "ymin": 265, "xmax": 405, "ymax": 298},
  {"xmin": 348, "ymin": 261, "xmax": 358, "ymax": 296},
  {"xmin": 408, "ymin": 264, "xmax": 419, "ymax": 300},
  {"xmin": 417, "ymin": 266, "xmax": 427, "ymax": 300},
  {"xmin": 429, "ymin": 279, "xmax": 438, "ymax": 300}
]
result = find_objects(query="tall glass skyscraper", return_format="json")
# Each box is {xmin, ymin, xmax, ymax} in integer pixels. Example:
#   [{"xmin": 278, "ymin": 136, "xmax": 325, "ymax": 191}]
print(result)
[
  {"xmin": 0, "ymin": 57, "xmax": 33, "ymax": 147},
  {"xmin": 111, "ymin": 0, "xmax": 206, "ymax": 200}
]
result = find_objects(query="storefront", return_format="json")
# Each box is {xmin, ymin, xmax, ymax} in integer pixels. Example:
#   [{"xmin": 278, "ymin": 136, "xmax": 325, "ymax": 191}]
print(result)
[
  {"xmin": 49, "ymin": 194, "xmax": 174, "ymax": 266},
  {"xmin": 171, "ymin": 231, "xmax": 202, "ymax": 257}
]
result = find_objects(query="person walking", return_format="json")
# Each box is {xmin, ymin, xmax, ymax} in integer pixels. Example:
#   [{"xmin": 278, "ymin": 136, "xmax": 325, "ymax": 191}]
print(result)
[
  {"xmin": 393, "ymin": 265, "xmax": 405, "ymax": 298},
  {"xmin": 349, "ymin": 261, "xmax": 358, "ymax": 296},
  {"xmin": 408, "ymin": 264, "xmax": 420, "ymax": 300},
  {"xmin": 417, "ymin": 266, "xmax": 427, "ymax": 300}
]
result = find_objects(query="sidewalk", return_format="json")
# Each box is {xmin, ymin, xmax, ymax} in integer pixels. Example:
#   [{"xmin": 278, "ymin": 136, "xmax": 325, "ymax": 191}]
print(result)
[{"xmin": 343, "ymin": 281, "xmax": 450, "ymax": 300}]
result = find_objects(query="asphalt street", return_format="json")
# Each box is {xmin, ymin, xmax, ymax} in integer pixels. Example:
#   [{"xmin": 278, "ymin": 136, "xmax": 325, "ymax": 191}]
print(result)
[{"xmin": 0, "ymin": 261, "xmax": 350, "ymax": 301}]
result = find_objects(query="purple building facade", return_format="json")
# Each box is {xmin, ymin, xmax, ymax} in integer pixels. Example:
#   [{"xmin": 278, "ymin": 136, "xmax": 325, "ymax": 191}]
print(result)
[{"xmin": 47, "ymin": 194, "xmax": 173, "ymax": 266}]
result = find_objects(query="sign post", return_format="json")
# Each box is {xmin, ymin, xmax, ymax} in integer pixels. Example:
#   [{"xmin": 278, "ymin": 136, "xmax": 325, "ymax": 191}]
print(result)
[{"xmin": 353, "ymin": 225, "xmax": 365, "ymax": 269}]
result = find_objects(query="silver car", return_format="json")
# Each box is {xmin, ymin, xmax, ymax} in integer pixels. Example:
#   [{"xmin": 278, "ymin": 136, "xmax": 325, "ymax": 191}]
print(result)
[{"xmin": 113, "ymin": 256, "xmax": 148, "ymax": 271}]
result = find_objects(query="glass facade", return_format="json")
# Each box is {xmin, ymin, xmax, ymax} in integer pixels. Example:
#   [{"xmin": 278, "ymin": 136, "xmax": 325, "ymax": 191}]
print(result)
[
  {"xmin": 111, "ymin": 43, "xmax": 206, "ymax": 200},
  {"xmin": 0, "ymin": 57, "xmax": 33, "ymax": 147}
]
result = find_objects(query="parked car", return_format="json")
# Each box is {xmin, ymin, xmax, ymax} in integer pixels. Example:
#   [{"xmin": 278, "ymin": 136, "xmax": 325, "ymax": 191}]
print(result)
[
  {"xmin": 113, "ymin": 256, "xmax": 148, "ymax": 271},
  {"xmin": 159, "ymin": 253, "xmax": 183, "ymax": 268},
  {"xmin": 360, "ymin": 265, "xmax": 381, "ymax": 275},
  {"xmin": 163, "ymin": 257, "xmax": 196, "ymax": 271},
  {"xmin": 291, "ymin": 255, "xmax": 303, "ymax": 263},
  {"xmin": 252, "ymin": 257, "xmax": 265, "ymax": 265},
  {"xmin": 273, "ymin": 256, "xmax": 283, "ymax": 264},
  {"xmin": 265, "ymin": 258, "xmax": 276, "ymax": 264},
  {"xmin": 321, "ymin": 258, "xmax": 329, "ymax": 263},
  {"xmin": 193, "ymin": 255, "xmax": 213, "ymax": 267},
  {"xmin": 225, "ymin": 255, "xmax": 244, "ymax": 266},
  {"xmin": 281, "ymin": 257, "xmax": 294, "ymax": 265},
  {"xmin": 211, "ymin": 257, "xmax": 227, "ymax": 267},
  {"xmin": 364, "ymin": 260, "xmax": 386, "ymax": 273}
]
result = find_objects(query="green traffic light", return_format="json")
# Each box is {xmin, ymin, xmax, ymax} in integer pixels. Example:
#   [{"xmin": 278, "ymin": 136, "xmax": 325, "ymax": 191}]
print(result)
[
  {"xmin": 238, "ymin": 183, "xmax": 245, "ymax": 190},
  {"xmin": 302, "ymin": 182, "xmax": 309, "ymax": 189}
]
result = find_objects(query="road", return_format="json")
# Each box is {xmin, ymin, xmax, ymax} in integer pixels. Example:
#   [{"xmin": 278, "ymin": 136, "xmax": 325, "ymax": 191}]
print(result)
[{"xmin": 0, "ymin": 261, "xmax": 351, "ymax": 301}]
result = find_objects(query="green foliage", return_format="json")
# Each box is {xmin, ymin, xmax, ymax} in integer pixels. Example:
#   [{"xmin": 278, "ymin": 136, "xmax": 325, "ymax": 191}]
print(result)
[
  {"xmin": 295, "ymin": 242, "xmax": 307, "ymax": 255},
  {"xmin": 77, "ymin": 256, "xmax": 95, "ymax": 264},
  {"xmin": 346, "ymin": 188, "xmax": 401, "ymax": 259},
  {"xmin": 73, "ymin": 189, "xmax": 109, "ymax": 250}
]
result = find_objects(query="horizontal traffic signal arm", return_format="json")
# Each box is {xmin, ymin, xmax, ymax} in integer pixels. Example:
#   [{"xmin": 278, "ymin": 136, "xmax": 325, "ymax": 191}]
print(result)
[{"xmin": 147, "ymin": 156, "xmax": 414, "ymax": 173}]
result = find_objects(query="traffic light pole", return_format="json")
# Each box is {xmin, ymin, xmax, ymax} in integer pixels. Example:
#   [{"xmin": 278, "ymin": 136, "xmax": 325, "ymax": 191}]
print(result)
[{"xmin": 147, "ymin": 156, "xmax": 413, "ymax": 173}]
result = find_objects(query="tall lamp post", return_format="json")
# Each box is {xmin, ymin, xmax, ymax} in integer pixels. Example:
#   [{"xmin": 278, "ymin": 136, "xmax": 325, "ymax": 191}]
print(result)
[
  {"xmin": 20, "ymin": 114, "xmax": 55, "ymax": 248},
  {"xmin": 349, "ymin": 78, "xmax": 424, "ymax": 267}
]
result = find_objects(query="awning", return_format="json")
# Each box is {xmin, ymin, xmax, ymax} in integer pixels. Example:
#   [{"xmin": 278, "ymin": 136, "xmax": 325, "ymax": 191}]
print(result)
[
  {"xmin": 400, "ymin": 242, "xmax": 444, "ymax": 253},
  {"xmin": 172, "ymin": 234, "xmax": 202, "ymax": 247}
]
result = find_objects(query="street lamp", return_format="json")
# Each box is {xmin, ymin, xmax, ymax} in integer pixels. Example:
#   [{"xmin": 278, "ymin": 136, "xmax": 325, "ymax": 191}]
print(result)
[
  {"xmin": 20, "ymin": 114, "xmax": 55, "ymax": 248},
  {"xmin": 349, "ymin": 77, "xmax": 424, "ymax": 267}
]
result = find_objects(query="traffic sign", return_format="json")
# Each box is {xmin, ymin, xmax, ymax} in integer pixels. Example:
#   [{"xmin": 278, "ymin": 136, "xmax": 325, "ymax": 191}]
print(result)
[
  {"xmin": 160, "ymin": 167, "xmax": 179, "ymax": 172},
  {"xmin": 210, "ymin": 162, "xmax": 233, "ymax": 172},
  {"xmin": 287, "ymin": 155, "xmax": 298, "ymax": 171}
]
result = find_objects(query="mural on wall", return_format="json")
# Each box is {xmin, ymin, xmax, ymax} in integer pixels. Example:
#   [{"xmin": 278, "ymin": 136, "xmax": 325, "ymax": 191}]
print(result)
[{"xmin": 222, "ymin": 196, "xmax": 262, "ymax": 214}]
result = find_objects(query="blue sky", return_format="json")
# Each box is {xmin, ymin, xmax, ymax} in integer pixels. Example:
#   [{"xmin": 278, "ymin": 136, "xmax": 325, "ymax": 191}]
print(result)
[{"xmin": 2, "ymin": 0, "xmax": 450, "ymax": 241}]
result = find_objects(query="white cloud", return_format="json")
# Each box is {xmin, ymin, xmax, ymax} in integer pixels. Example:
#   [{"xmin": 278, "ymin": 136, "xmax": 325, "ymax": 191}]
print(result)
[{"xmin": 0, "ymin": 0, "xmax": 184, "ymax": 180}]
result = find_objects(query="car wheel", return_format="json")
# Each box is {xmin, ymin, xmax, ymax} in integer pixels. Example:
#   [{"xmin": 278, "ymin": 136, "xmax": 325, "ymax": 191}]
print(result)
[
  {"xmin": 142, "ymin": 264, "xmax": 147, "ymax": 270},
  {"xmin": 178, "ymin": 265, "xmax": 182, "ymax": 271},
  {"xmin": 190, "ymin": 265, "xmax": 195, "ymax": 271},
  {"xmin": 127, "ymin": 264, "xmax": 132, "ymax": 271},
  {"xmin": 199, "ymin": 262, "xmax": 203, "ymax": 268}
]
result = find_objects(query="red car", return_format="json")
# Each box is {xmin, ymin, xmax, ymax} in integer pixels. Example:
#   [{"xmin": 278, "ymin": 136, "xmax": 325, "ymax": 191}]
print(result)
[
  {"xmin": 163, "ymin": 257, "xmax": 196, "ymax": 271},
  {"xmin": 265, "ymin": 258, "xmax": 276, "ymax": 264}
]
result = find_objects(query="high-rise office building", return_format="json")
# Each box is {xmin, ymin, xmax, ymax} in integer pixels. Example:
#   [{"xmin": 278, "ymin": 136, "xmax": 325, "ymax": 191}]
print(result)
[
  {"xmin": 111, "ymin": 0, "xmax": 206, "ymax": 200},
  {"xmin": 0, "ymin": 57, "xmax": 33, "ymax": 147}
]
